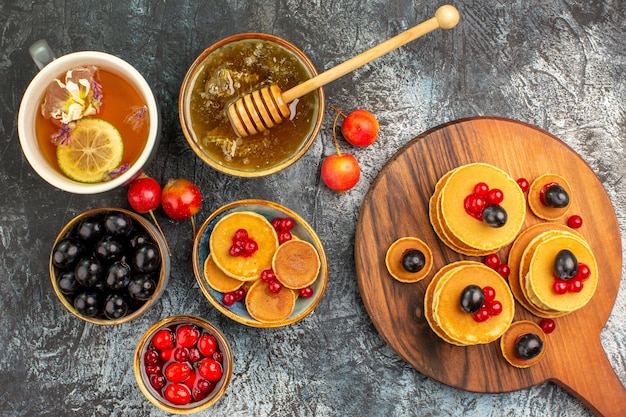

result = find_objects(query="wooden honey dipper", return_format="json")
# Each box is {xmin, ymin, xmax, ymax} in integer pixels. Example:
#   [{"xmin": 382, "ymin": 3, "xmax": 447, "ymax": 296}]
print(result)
[{"xmin": 226, "ymin": 5, "xmax": 459, "ymax": 137}]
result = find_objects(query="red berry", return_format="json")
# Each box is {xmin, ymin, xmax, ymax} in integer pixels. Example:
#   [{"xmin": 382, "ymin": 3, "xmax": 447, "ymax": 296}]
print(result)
[
  {"xmin": 486, "ymin": 300, "xmax": 503, "ymax": 316},
  {"xmin": 196, "ymin": 378, "xmax": 215, "ymax": 394},
  {"xmin": 540, "ymin": 318, "xmax": 556, "ymax": 334},
  {"xmin": 464, "ymin": 194, "xmax": 486, "ymax": 219},
  {"xmin": 299, "ymin": 286, "xmax": 314, "ymax": 298},
  {"xmin": 197, "ymin": 358, "xmax": 223, "ymax": 382},
  {"xmin": 271, "ymin": 218, "xmax": 282, "ymax": 230},
  {"xmin": 176, "ymin": 324, "xmax": 200, "ymax": 348},
  {"xmin": 212, "ymin": 351, "xmax": 224, "ymax": 363},
  {"xmin": 233, "ymin": 229, "xmax": 248, "ymax": 242},
  {"xmin": 188, "ymin": 347, "xmax": 202, "ymax": 364},
  {"xmin": 144, "ymin": 349, "xmax": 160, "ymax": 366},
  {"xmin": 569, "ymin": 279, "xmax": 584, "ymax": 293},
  {"xmin": 222, "ymin": 292, "xmax": 236, "ymax": 306},
  {"xmin": 340, "ymin": 109, "xmax": 379, "ymax": 147},
  {"xmin": 261, "ymin": 269, "xmax": 275, "ymax": 283},
  {"xmin": 474, "ymin": 182, "xmax": 489, "ymax": 196},
  {"xmin": 165, "ymin": 362, "xmax": 192, "ymax": 383},
  {"xmin": 198, "ymin": 334, "xmax": 218, "ymax": 357},
  {"xmin": 233, "ymin": 287, "xmax": 246, "ymax": 301},
  {"xmin": 484, "ymin": 254, "xmax": 501, "ymax": 269},
  {"xmin": 145, "ymin": 364, "xmax": 162, "ymax": 375},
  {"xmin": 160, "ymin": 347, "xmax": 175, "ymax": 362},
  {"xmin": 279, "ymin": 218, "xmax": 294, "ymax": 232},
  {"xmin": 183, "ymin": 370, "xmax": 198, "ymax": 390},
  {"xmin": 278, "ymin": 231, "xmax": 292, "ymax": 244},
  {"xmin": 516, "ymin": 178, "xmax": 529, "ymax": 192},
  {"xmin": 164, "ymin": 383, "xmax": 192, "ymax": 405},
  {"xmin": 128, "ymin": 177, "xmax": 161, "ymax": 213},
  {"xmin": 496, "ymin": 264, "xmax": 511, "ymax": 279},
  {"xmin": 482, "ymin": 286, "xmax": 496, "ymax": 303},
  {"xmin": 243, "ymin": 239, "xmax": 258, "ymax": 254},
  {"xmin": 149, "ymin": 374, "xmax": 166, "ymax": 391},
  {"xmin": 567, "ymin": 215, "xmax": 583, "ymax": 229},
  {"xmin": 472, "ymin": 307, "xmax": 490, "ymax": 322},
  {"xmin": 268, "ymin": 279, "xmax": 282, "ymax": 294},
  {"xmin": 152, "ymin": 329, "xmax": 175, "ymax": 350},
  {"xmin": 576, "ymin": 263, "xmax": 591, "ymax": 280},
  {"xmin": 173, "ymin": 347, "xmax": 189, "ymax": 363},
  {"xmin": 486, "ymin": 188, "xmax": 504, "ymax": 205},
  {"xmin": 161, "ymin": 178, "xmax": 202, "ymax": 221},
  {"xmin": 553, "ymin": 280, "xmax": 568, "ymax": 294}
]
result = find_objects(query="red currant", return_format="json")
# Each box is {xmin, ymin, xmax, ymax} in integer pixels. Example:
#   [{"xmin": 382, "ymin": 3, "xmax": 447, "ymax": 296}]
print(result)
[
  {"xmin": 486, "ymin": 300, "xmax": 503, "ymax": 316},
  {"xmin": 472, "ymin": 307, "xmax": 490, "ymax": 322},
  {"xmin": 229, "ymin": 245, "xmax": 242, "ymax": 257},
  {"xmin": 299, "ymin": 286, "xmax": 314, "ymax": 298},
  {"xmin": 496, "ymin": 263, "xmax": 511, "ymax": 279},
  {"xmin": 464, "ymin": 194, "xmax": 486, "ymax": 219},
  {"xmin": 540, "ymin": 318, "xmax": 556, "ymax": 334},
  {"xmin": 198, "ymin": 358, "xmax": 223, "ymax": 382},
  {"xmin": 486, "ymin": 188, "xmax": 504, "ymax": 205},
  {"xmin": 152, "ymin": 329, "xmax": 175, "ymax": 350},
  {"xmin": 484, "ymin": 254, "xmax": 501, "ymax": 269},
  {"xmin": 261, "ymin": 269, "xmax": 275, "ymax": 282},
  {"xmin": 575, "ymin": 263, "xmax": 591, "ymax": 280},
  {"xmin": 567, "ymin": 215, "xmax": 583, "ymax": 229},
  {"xmin": 516, "ymin": 177, "xmax": 529, "ymax": 192},
  {"xmin": 243, "ymin": 239, "xmax": 258, "ymax": 254},
  {"xmin": 233, "ymin": 287, "xmax": 246, "ymax": 301},
  {"xmin": 233, "ymin": 229, "xmax": 248, "ymax": 242},
  {"xmin": 482, "ymin": 286, "xmax": 496, "ymax": 303},
  {"xmin": 278, "ymin": 231, "xmax": 293, "ymax": 244},
  {"xmin": 271, "ymin": 218, "xmax": 282, "ymax": 230},
  {"xmin": 268, "ymin": 279, "xmax": 282, "ymax": 294},
  {"xmin": 569, "ymin": 279, "xmax": 584, "ymax": 293},
  {"xmin": 279, "ymin": 218, "xmax": 294, "ymax": 231},
  {"xmin": 176, "ymin": 324, "xmax": 200, "ymax": 348},
  {"xmin": 474, "ymin": 182, "xmax": 489, "ymax": 196},
  {"xmin": 165, "ymin": 362, "xmax": 192, "ymax": 383},
  {"xmin": 222, "ymin": 292, "xmax": 236, "ymax": 306},
  {"xmin": 198, "ymin": 334, "xmax": 218, "ymax": 357},
  {"xmin": 553, "ymin": 280, "xmax": 568, "ymax": 294},
  {"xmin": 164, "ymin": 383, "xmax": 192, "ymax": 405}
]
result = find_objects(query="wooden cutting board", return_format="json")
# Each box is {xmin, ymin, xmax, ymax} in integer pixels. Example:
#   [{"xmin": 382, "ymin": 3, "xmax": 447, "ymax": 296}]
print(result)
[{"xmin": 354, "ymin": 117, "xmax": 625, "ymax": 417}]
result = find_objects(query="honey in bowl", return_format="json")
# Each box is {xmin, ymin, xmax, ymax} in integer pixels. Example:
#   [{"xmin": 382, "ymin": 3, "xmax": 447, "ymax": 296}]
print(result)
[
  {"xmin": 181, "ymin": 35, "xmax": 323, "ymax": 176},
  {"xmin": 35, "ymin": 67, "xmax": 150, "ymax": 182}
]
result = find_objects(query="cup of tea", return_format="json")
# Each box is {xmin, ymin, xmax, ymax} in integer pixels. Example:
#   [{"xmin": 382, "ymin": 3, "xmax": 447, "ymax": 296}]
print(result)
[{"xmin": 18, "ymin": 40, "xmax": 161, "ymax": 194}]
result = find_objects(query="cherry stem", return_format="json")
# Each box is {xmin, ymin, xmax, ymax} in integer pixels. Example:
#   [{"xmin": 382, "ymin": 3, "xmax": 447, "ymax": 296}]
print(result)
[
  {"xmin": 190, "ymin": 216, "xmax": 197, "ymax": 238},
  {"xmin": 148, "ymin": 210, "xmax": 172, "ymax": 256},
  {"xmin": 331, "ymin": 108, "xmax": 343, "ymax": 157}
]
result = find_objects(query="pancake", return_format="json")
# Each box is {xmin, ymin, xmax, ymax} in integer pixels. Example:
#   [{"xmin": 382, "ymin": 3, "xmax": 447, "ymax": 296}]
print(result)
[
  {"xmin": 528, "ymin": 174, "xmax": 572, "ymax": 220},
  {"xmin": 245, "ymin": 279, "xmax": 297, "ymax": 323},
  {"xmin": 272, "ymin": 239, "xmax": 321, "ymax": 289},
  {"xmin": 431, "ymin": 263, "xmax": 515, "ymax": 345},
  {"xmin": 204, "ymin": 254, "xmax": 244, "ymax": 293},
  {"xmin": 500, "ymin": 320, "xmax": 547, "ymax": 368},
  {"xmin": 210, "ymin": 211, "xmax": 279, "ymax": 281},
  {"xmin": 385, "ymin": 237, "xmax": 433, "ymax": 283},
  {"xmin": 439, "ymin": 163, "xmax": 526, "ymax": 253}
]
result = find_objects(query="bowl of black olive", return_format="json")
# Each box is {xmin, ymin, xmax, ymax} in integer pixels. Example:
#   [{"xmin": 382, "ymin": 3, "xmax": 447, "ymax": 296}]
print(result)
[{"xmin": 49, "ymin": 208, "xmax": 170, "ymax": 324}]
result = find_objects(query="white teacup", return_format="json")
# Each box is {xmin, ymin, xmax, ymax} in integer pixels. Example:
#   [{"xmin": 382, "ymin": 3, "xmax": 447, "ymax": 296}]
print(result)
[{"xmin": 18, "ymin": 41, "xmax": 160, "ymax": 194}]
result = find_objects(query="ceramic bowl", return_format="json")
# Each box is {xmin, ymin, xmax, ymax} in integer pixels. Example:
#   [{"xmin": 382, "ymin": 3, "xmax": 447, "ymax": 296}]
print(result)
[
  {"xmin": 49, "ymin": 208, "xmax": 170, "ymax": 325},
  {"xmin": 192, "ymin": 199, "xmax": 328, "ymax": 327},
  {"xmin": 134, "ymin": 315, "xmax": 232, "ymax": 414},
  {"xmin": 179, "ymin": 33, "xmax": 324, "ymax": 177}
]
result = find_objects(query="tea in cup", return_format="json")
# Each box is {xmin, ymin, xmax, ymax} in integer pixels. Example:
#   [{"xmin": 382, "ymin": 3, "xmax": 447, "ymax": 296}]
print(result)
[{"xmin": 18, "ymin": 41, "xmax": 160, "ymax": 194}]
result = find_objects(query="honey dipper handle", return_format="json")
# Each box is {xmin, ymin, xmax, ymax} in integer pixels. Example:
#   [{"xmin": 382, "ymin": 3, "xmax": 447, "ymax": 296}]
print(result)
[{"xmin": 282, "ymin": 5, "xmax": 460, "ymax": 103}]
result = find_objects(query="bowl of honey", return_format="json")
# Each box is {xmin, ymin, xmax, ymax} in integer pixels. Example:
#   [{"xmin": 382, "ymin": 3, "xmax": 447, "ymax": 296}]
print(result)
[
  {"xmin": 18, "ymin": 48, "xmax": 160, "ymax": 194},
  {"xmin": 179, "ymin": 33, "xmax": 325, "ymax": 177}
]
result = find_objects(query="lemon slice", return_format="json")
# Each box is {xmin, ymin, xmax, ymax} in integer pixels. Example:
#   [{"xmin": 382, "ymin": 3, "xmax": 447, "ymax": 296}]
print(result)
[{"xmin": 57, "ymin": 118, "xmax": 124, "ymax": 183}]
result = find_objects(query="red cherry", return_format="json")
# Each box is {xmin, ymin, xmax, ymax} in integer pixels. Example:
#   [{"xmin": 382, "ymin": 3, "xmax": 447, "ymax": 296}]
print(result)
[
  {"xmin": 482, "ymin": 286, "xmax": 496, "ymax": 303},
  {"xmin": 321, "ymin": 153, "xmax": 361, "ymax": 192},
  {"xmin": 152, "ymin": 329, "xmax": 175, "ymax": 350},
  {"xmin": 299, "ymin": 286, "xmax": 314, "ymax": 298},
  {"xmin": 128, "ymin": 177, "xmax": 161, "ymax": 213},
  {"xmin": 553, "ymin": 280, "xmax": 568, "ymax": 294},
  {"xmin": 176, "ymin": 324, "xmax": 200, "ymax": 348},
  {"xmin": 472, "ymin": 307, "xmax": 490, "ymax": 322},
  {"xmin": 340, "ymin": 109, "xmax": 379, "ymax": 147},
  {"xmin": 198, "ymin": 334, "xmax": 218, "ymax": 357},
  {"xmin": 161, "ymin": 178, "xmax": 202, "ymax": 221},
  {"xmin": 268, "ymin": 279, "xmax": 282, "ymax": 294},
  {"xmin": 516, "ymin": 177, "xmax": 530, "ymax": 192},
  {"xmin": 540, "ymin": 318, "xmax": 556, "ymax": 334},
  {"xmin": 474, "ymin": 182, "xmax": 490, "ymax": 196},
  {"xmin": 222, "ymin": 292, "xmax": 236, "ymax": 306},
  {"xmin": 197, "ymin": 358, "xmax": 223, "ymax": 382},
  {"xmin": 164, "ymin": 383, "xmax": 192, "ymax": 405},
  {"xmin": 486, "ymin": 188, "xmax": 504, "ymax": 205},
  {"xmin": 484, "ymin": 254, "xmax": 501, "ymax": 269},
  {"xmin": 486, "ymin": 300, "xmax": 503, "ymax": 316},
  {"xmin": 165, "ymin": 362, "xmax": 192, "ymax": 383},
  {"xmin": 144, "ymin": 349, "xmax": 160, "ymax": 366},
  {"xmin": 567, "ymin": 215, "xmax": 583, "ymax": 229},
  {"xmin": 575, "ymin": 263, "xmax": 591, "ymax": 280},
  {"xmin": 496, "ymin": 264, "xmax": 511, "ymax": 279},
  {"xmin": 569, "ymin": 279, "xmax": 584, "ymax": 293},
  {"xmin": 261, "ymin": 269, "xmax": 275, "ymax": 283}
]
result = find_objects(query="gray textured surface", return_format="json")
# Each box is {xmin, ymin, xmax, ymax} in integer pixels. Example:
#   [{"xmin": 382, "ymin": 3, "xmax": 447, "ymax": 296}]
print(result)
[{"xmin": 1, "ymin": 1, "xmax": 624, "ymax": 416}]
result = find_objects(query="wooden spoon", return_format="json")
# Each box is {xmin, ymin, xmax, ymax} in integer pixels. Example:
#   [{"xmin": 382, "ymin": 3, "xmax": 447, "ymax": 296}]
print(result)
[{"xmin": 226, "ymin": 5, "xmax": 460, "ymax": 137}]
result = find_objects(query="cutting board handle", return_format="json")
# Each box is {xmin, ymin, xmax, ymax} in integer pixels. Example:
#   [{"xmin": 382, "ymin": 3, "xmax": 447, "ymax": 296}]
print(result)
[{"xmin": 552, "ymin": 337, "xmax": 626, "ymax": 416}]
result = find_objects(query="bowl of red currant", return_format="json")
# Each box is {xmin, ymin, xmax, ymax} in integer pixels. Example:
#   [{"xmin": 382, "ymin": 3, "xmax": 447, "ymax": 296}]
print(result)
[
  {"xmin": 192, "ymin": 199, "xmax": 329, "ymax": 327},
  {"xmin": 134, "ymin": 315, "xmax": 232, "ymax": 413},
  {"xmin": 49, "ymin": 208, "xmax": 170, "ymax": 324}
]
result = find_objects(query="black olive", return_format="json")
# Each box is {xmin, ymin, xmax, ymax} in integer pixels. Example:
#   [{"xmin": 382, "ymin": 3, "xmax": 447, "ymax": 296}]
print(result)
[
  {"xmin": 543, "ymin": 184, "xmax": 569, "ymax": 208},
  {"xmin": 73, "ymin": 291, "xmax": 101, "ymax": 318},
  {"xmin": 401, "ymin": 249, "xmax": 426, "ymax": 273},
  {"xmin": 553, "ymin": 249, "xmax": 578, "ymax": 280},
  {"xmin": 515, "ymin": 333, "xmax": 544, "ymax": 360},
  {"xmin": 104, "ymin": 294, "xmax": 129, "ymax": 320},
  {"xmin": 482, "ymin": 204, "xmax": 508, "ymax": 228},
  {"xmin": 95, "ymin": 235, "xmax": 125, "ymax": 262},
  {"xmin": 75, "ymin": 216, "xmax": 103, "ymax": 242},
  {"xmin": 132, "ymin": 243, "xmax": 161, "ymax": 273},
  {"xmin": 52, "ymin": 238, "xmax": 84, "ymax": 269},
  {"xmin": 460, "ymin": 285, "xmax": 485, "ymax": 314},
  {"xmin": 128, "ymin": 275, "xmax": 157, "ymax": 301},
  {"xmin": 74, "ymin": 256, "xmax": 103, "ymax": 287},
  {"xmin": 105, "ymin": 260, "xmax": 132, "ymax": 291},
  {"xmin": 103, "ymin": 212, "xmax": 133, "ymax": 236}
]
